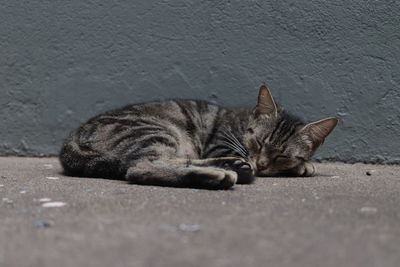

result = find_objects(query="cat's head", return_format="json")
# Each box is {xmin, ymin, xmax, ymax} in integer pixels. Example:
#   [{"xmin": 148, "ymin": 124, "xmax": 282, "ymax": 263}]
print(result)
[{"xmin": 243, "ymin": 85, "xmax": 338, "ymax": 176}]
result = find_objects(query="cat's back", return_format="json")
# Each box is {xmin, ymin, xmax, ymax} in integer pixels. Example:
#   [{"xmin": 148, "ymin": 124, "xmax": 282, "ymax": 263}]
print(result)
[
  {"xmin": 94, "ymin": 99, "xmax": 223, "ymax": 128},
  {"xmin": 72, "ymin": 99, "xmax": 225, "ymax": 150},
  {"xmin": 60, "ymin": 99, "xmax": 224, "ymax": 175}
]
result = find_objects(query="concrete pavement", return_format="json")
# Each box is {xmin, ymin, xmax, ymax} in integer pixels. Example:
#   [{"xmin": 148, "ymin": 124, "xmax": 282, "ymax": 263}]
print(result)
[{"xmin": 1, "ymin": 157, "xmax": 400, "ymax": 267}]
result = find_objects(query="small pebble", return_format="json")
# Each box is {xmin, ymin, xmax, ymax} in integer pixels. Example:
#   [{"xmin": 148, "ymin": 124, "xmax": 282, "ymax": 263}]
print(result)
[
  {"xmin": 178, "ymin": 224, "xmax": 201, "ymax": 232},
  {"xmin": 46, "ymin": 176, "xmax": 59, "ymax": 180},
  {"xmin": 19, "ymin": 190, "xmax": 28, "ymax": 194},
  {"xmin": 366, "ymin": 170, "xmax": 376, "ymax": 176},
  {"xmin": 2, "ymin": 198, "xmax": 13, "ymax": 204},
  {"xmin": 360, "ymin": 206, "xmax": 378, "ymax": 215},
  {"xmin": 43, "ymin": 164, "xmax": 54, "ymax": 169},
  {"xmin": 35, "ymin": 220, "xmax": 52, "ymax": 228},
  {"xmin": 42, "ymin": 201, "xmax": 67, "ymax": 208}
]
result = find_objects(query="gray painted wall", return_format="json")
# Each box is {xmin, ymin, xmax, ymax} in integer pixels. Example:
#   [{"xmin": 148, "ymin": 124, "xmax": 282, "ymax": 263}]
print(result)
[{"xmin": 1, "ymin": 0, "xmax": 400, "ymax": 163}]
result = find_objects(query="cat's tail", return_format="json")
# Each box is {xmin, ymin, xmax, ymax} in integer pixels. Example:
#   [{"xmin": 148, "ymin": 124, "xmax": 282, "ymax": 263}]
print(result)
[{"xmin": 59, "ymin": 133, "xmax": 126, "ymax": 179}]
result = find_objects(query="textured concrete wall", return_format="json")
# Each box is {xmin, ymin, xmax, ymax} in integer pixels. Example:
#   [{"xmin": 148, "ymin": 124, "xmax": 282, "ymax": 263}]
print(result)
[{"xmin": 1, "ymin": 0, "xmax": 400, "ymax": 163}]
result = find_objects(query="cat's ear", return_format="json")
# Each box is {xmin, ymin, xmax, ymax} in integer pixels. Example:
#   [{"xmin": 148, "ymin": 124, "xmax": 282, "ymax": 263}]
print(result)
[
  {"xmin": 301, "ymin": 117, "xmax": 338, "ymax": 147},
  {"xmin": 255, "ymin": 84, "xmax": 277, "ymax": 117}
]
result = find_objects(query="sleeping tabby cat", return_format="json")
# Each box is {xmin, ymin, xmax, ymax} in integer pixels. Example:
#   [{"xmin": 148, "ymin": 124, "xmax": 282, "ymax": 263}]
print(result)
[{"xmin": 60, "ymin": 85, "xmax": 337, "ymax": 189}]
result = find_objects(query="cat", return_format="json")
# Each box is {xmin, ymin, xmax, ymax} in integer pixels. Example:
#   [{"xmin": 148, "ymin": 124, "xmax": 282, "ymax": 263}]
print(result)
[{"xmin": 59, "ymin": 85, "xmax": 338, "ymax": 189}]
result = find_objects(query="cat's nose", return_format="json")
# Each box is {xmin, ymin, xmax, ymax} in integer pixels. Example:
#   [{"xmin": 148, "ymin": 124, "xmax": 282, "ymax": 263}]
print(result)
[
  {"xmin": 256, "ymin": 159, "xmax": 269, "ymax": 170},
  {"xmin": 257, "ymin": 164, "xmax": 268, "ymax": 171}
]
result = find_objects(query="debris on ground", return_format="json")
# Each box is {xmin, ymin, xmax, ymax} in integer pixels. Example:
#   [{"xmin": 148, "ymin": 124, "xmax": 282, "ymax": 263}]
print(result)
[
  {"xmin": 178, "ymin": 224, "xmax": 201, "ymax": 232},
  {"xmin": 43, "ymin": 164, "xmax": 54, "ymax": 169},
  {"xmin": 42, "ymin": 202, "xmax": 67, "ymax": 208},
  {"xmin": 366, "ymin": 170, "xmax": 376, "ymax": 176},
  {"xmin": 360, "ymin": 206, "xmax": 378, "ymax": 214},
  {"xmin": 2, "ymin": 197, "xmax": 13, "ymax": 204},
  {"xmin": 159, "ymin": 224, "xmax": 201, "ymax": 232},
  {"xmin": 35, "ymin": 220, "xmax": 53, "ymax": 228}
]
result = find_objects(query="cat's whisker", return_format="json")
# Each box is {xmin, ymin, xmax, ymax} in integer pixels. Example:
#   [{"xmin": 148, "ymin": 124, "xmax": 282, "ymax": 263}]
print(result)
[
  {"xmin": 220, "ymin": 137, "xmax": 247, "ymax": 158},
  {"xmin": 221, "ymin": 135, "xmax": 247, "ymax": 158},
  {"xmin": 220, "ymin": 135, "xmax": 244, "ymax": 153},
  {"xmin": 227, "ymin": 132, "xmax": 248, "ymax": 156},
  {"xmin": 221, "ymin": 141, "xmax": 247, "ymax": 158},
  {"xmin": 221, "ymin": 130, "xmax": 248, "ymax": 158}
]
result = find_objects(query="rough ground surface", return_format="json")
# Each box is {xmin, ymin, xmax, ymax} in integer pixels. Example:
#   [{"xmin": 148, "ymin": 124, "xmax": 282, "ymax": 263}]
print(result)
[{"xmin": 1, "ymin": 157, "xmax": 399, "ymax": 267}]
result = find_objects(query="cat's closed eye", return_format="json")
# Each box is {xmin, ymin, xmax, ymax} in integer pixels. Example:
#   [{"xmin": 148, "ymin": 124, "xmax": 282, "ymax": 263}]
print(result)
[
  {"xmin": 248, "ymin": 138, "xmax": 262, "ymax": 152},
  {"xmin": 274, "ymin": 155, "xmax": 290, "ymax": 163},
  {"xmin": 295, "ymin": 156, "xmax": 306, "ymax": 162}
]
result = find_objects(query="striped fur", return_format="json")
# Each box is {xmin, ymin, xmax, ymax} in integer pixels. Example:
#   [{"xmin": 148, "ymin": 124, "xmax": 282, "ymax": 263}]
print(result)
[{"xmin": 60, "ymin": 86, "xmax": 337, "ymax": 189}]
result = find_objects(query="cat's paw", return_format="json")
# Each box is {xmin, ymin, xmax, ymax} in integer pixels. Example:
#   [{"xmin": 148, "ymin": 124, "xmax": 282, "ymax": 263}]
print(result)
[
  {"xmin": 281, "ymin": 162, "xmax": 315, "ymax": 177},
  {"xmin": 221, "ymin": 158, "xmax": 255, "ymax": 184},
  {"xmin": 187, "ymin": 168, "xmax": 237, "ymax": 189},
  {"xmin": 302, "ymin": 162, "xmax": 316, "ymax": 177},
  {"xmin": 293, "ymin": 162, "xmax": 315, "ymax": 177}
]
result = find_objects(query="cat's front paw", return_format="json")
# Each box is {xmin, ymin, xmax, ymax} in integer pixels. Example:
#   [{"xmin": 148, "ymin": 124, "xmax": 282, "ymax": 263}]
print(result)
[
  {"xmin": 187, "ymin": 168, "xmax": 237, "ymax": 190},
  {"xmin": 221, "ymin": 158, "xmax": 255, "ymax": 184},
  {"xmin": 282, "ymin": 162, "xmax": 315, "ymax": 177},
  {"xmin": 294, "ymin": 162, "xmax": 315, "ymax": 177},
  {"xmin": 302, "ymin": 162, "xmax": 316, "ymax": 177}
]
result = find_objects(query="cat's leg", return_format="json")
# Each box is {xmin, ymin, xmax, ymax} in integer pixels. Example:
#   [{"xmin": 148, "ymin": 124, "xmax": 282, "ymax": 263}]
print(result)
[
  {"xmin": 126, "ymin": 159, "xmax": 237, "ymax": 189},
  {"xmin": 283, "ymin": 161, "xmax": 315, "ymax": 177},
  {"xmin": 168, "ymin": 157, "xmax": 255, "ymax": 184}
]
